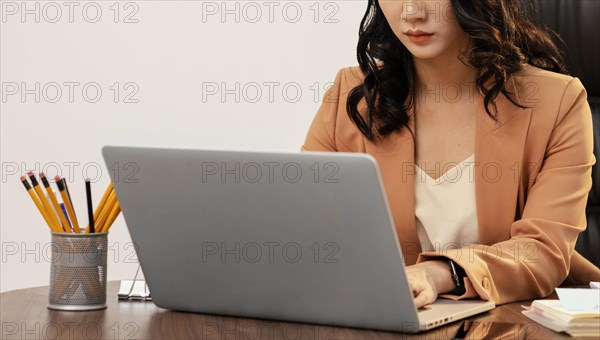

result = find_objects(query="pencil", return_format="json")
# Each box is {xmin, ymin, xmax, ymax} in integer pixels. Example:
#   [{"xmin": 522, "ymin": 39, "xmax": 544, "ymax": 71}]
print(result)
[
  {"xmin": 62, "ymin": 178, "xmax": 79, "ymax": 227},
  {"xmin": 100, "ymin": 199, "xmax": 121, "ymax": 233},
  {"xmin": 85, "ymin": 179, "xmax": 95, "ymax": 233},
  {"xmin": 84, "ymin": 183, "xmax": 113, "ymax": 233},
  {"xmin": 95, "ymin": 191, "xmax": 116, "ymax": 232},
  {"xmin": 60, "ymin": 203, "xmax": 72, "ymax": 228},
  {"xmin": 28, "ymin": 172, "xmax": 61, "ymax": 232},
  {"xmin": 20, "ymin": 176, "xmax": 56, "ymax": 231},
  {"xmin": 39, "ymin": 172, "xmax": 70, "ymax": 232},
  {"xmin": 55, "ymin": 176, "xmax": 81, "ymax": 233},
  {"xmin": 44, "ymin": 192, "xmax": 62, "ymax": 225}
]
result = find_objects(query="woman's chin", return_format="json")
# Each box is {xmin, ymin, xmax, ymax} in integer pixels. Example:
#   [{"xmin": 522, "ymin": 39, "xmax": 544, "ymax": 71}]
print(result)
[
  {"xmin": 405, "ymin": 48, "xmax": 442, "ymax": 60},
  {"xmin": 399, "ymin": 40, "xmax": 442, "ymax": 60}
]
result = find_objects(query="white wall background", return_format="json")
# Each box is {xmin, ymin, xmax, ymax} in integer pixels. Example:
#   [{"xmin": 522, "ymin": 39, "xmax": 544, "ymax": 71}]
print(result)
[{"xmin": 0, "ymin": 0, "xmax": 365, "ymax": 292}]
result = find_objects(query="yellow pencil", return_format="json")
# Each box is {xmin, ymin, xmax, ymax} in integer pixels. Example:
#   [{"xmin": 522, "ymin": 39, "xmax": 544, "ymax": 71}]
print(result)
[
  {"xmin": 85, "ymin": 183, "xmax": 113, "ymax": 233},
  {"xmin": 100, "ymin": 200, "xmax": 121, "ymax": 233},
  {"xmin": 21, "ymin": 176, "xmax": 57, "ymax": 231},
  {"xmin": 55, "ymin": 176, "xmax": 81, "ymax": 233},
  {"xmin": 39, "ymin": 172, "xmax": 70, "ymax": 232},
  {"xmin": 95, "ymin": 192, "xmax": 117, "ymax": 232},
  {"xmin": 94, "ymin": 182, "xmax": 113, "ymax": 221},
  {"xmin": 27, "ymin": 172, "xmax": 61, "ymax": 231}
]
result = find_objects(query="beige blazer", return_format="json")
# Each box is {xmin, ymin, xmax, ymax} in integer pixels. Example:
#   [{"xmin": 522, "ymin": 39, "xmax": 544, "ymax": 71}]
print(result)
[{"xmin": 301, "ymin": 64, "xmax": 600, "ymax": 304}]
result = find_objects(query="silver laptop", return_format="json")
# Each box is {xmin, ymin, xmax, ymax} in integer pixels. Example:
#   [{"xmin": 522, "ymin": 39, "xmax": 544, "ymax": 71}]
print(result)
[{"xmin": 103, "ymin": 145, "xmax": 494, "ymax": 333}]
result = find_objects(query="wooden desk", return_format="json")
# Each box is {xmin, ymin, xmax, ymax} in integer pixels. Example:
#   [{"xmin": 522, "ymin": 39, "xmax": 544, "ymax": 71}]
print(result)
[{"xmin": 1, "ymin": 281, "xmax": 568, "ymax": 339}]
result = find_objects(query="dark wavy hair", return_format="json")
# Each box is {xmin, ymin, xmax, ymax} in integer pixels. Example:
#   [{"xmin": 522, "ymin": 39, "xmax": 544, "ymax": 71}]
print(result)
[{"xmin": 347, "ymin": 0, "xmax": 568, "ymax": 143}]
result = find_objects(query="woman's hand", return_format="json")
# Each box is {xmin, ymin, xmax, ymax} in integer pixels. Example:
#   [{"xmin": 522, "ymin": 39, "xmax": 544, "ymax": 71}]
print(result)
[{"xmin": 406, "ymin": 260, "xmax": 456, "ymax": 308}]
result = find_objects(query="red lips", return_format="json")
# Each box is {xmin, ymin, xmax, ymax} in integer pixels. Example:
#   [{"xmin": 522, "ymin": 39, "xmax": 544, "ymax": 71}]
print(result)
[
  {"xmin": 405, "ymin": 29, "xmax": 433, "ymax": 36},
  {"xmin": 405, "ymin": 29, "xmax": 433, "ymax": 43}
]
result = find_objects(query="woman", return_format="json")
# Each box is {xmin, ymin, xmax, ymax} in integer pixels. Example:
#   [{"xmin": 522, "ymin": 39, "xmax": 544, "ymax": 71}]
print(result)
[{"xmin": 302, "ymin": 0, "xmax": 600, "ymax": 307}]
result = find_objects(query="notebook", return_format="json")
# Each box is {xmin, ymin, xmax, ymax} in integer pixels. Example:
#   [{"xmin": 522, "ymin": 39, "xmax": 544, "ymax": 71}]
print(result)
[{"xmin": 522, "ymin": 288, "xmax": 600, "ymax": 338}]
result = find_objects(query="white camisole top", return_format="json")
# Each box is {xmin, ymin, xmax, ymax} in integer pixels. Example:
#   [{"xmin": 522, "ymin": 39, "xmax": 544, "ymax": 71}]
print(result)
[{"xmin": 414, "ymin": 154, "xmax": 479, "ymax": 252}]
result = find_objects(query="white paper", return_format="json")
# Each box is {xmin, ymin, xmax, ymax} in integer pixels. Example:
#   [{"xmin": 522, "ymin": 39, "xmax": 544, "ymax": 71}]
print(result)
[
  {"xmin": 555, "ymin": 288, "xmax": 600, "ymax": 312},
  {"xmin": 118, "ymin": 280, "xmax": 151, "ymax": 299},
  {"xmin": 590, "ymin": 282, "xmax": 600, "ymax": 289}
]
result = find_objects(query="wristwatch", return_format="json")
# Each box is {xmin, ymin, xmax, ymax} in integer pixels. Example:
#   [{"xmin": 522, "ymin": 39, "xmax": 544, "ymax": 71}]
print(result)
[{"xmin": 447, "ymin": 259, "xmax": 467, "ymax": 296}]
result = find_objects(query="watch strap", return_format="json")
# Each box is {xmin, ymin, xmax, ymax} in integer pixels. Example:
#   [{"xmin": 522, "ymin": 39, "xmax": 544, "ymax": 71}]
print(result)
[{"xmin": 447, "ymin": 259, "xmax": 467, "ymax": 296}]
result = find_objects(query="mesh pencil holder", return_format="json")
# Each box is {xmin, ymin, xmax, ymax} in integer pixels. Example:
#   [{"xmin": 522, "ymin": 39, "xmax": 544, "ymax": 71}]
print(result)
[{"xmin": 48, "ymin": 231, "xmax": 108, "ymax": 311}]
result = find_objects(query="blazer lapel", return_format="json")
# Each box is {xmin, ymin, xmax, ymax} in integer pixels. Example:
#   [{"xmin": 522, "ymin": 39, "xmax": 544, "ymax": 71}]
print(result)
[
  {"xmin": 474, "ymin": 78, "xmax": 532, "ymax": 245},
  {"xmin": 367, "ymin": 77, "xmax": 532, "ymax": 263},
  {"xmin": 367, "ymin": 112, "xmax": 421, "ymax": 265}
]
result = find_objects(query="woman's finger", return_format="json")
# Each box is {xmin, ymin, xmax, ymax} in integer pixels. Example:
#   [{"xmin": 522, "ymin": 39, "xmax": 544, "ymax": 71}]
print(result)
[
  {"xmin": 410, "ymin": 280, "xmax": 425, "ymax": 297},
  {"xmin": 413, "ymin": 290, "xmax": 430, "ymax": 309}
]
